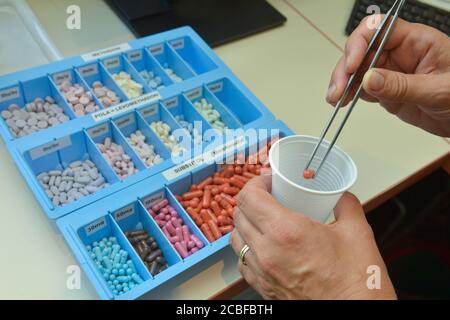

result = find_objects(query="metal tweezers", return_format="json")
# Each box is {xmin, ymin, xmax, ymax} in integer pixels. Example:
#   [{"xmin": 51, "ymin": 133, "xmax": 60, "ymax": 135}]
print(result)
[{"xmin": 304, "ymin": 0, "xmax": 406, "ymax": 177}]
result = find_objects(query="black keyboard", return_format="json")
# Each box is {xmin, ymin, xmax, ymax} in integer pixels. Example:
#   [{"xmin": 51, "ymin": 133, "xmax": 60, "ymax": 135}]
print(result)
[{"xmin": 346, "ymin": 0, "xmax": 450, "ymax": 36}]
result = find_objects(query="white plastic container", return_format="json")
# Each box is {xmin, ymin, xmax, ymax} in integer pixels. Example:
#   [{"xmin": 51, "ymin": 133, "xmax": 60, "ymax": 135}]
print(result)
[{"xmin": 269, "ymin": 135, "xmax": 357, "ymax": 223}]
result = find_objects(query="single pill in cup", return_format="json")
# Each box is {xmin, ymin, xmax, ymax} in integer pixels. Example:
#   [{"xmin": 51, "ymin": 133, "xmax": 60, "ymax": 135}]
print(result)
[{"xmin": 269, "ymin": 135, "xmax": 357, "ymax": 223}]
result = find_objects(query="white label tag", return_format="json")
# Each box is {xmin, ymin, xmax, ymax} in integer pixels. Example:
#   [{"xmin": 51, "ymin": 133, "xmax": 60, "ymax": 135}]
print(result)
[
  {"xmin": 113, "ymin": 204, "xmax": 135, "ymax": 222},
  {"xmin": 81, "ymin": 43, "xmax": 131, "ymax": 62},
  {"xmin": 141, "ymin": 191, "xmax": 165, "ymax": 210},
  {"xmin": 52, "ymin": 71, "xmax": 72, "ymax": 85},
  {"xmin": 91, "ymin": 91, "xmax": 161, "ymax": 122},
  {"xmin": 29, "ymin": 136, "xmax": 72, "ymax": 160},
  {"xmin": 164, "ymin": 96, "xmax": 178, "ymax": 109},
  {"xmin": 87, "ymin": 123, "xmax": 109, "ymax": 139},
  {"xmin": 170, "ymin": 38, "xmax": 185, "ymax": 50},
  {"xmin": 162, "ymin": 137, "xmax": 246, "ymax": 181},
  {"xmin": 114, "ymin": 113, "xmax": 135, "ymax": 128},
  {"xmin": 78, "ymin": 64, "xmax": 98, "ymax": 77},
  {"xmin": 103, "ymin": 57, "xmax": 120, "ymax": 70},
  {"xmin": 139, "ymin": 104, "xmax": 158, "ymax": 118},
  {"xmin": 127, "ymin": 50, "xmax": 143, "ymax": 62},
  {"xmin": 208, "ymin": 81, "xmax": 223, "ymax": 93},
  {"xmin": 0, "ymin": 86, "xmax": 20, "ymax": 102},
  {"xmin": 148, "ymin": 44, "xmax": 164, "ymax": 56},
  {"xmin": 185, "ymin": 87, "xmax": 202, "ymax": 101},
  {"xmin": 84, "ymin": 217, "xmax": 107, "ymax": 236}
]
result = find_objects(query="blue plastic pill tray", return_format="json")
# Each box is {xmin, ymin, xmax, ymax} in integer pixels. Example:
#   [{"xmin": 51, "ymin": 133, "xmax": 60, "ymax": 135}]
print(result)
[{"xmin": 0, "ymin": 27, "xmax": 294, "ymax": 299}]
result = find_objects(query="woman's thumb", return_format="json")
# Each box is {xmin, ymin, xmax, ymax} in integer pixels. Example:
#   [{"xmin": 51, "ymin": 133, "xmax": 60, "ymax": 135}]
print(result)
[{"xmin": 362, "ymin": 68, "xmax": 450, "ymax": 106}]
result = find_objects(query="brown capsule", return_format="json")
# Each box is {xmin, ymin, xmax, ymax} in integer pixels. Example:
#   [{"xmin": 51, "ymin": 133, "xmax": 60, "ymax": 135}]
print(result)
[
  {"xmin": 145, "ymin": 249, "xmax": 162, "ymax": 262},
  {"xmin": 150, "ymin": 260, "xmax": 159, "ymax": 275}
]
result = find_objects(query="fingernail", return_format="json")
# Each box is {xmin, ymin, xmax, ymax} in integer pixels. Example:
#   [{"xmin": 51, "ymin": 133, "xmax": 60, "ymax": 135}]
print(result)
[
  {"xmin": 365, "ymin": 69, "xmax": 385, "ymax": 92},
  {"xmin": 326, "ymin": 83, "xmax": 337, "ymax": 102}
]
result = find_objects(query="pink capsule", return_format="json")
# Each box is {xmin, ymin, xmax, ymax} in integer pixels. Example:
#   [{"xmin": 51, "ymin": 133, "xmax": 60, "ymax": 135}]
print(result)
[
  {"xmin": 148, "ymin": 209, "xmax": 156, "ymax": 217},
  {"xmin": 159, "ymin": 199, "xmax": 169, "ymax": 208},
  {"xmin": 190, "ymin": 234, "xmax": 204, "ymax": 249},
  {"xmin": 171, "ymin": 217, "xmax": 181, "ymax": 228},
  {"xmin": 165, "ymin": 222, "xmax": 176, "ymax": 236},
  {"xmin": 170, "ymin": 210, "xmax": 178, "ymax": 218},
  {"xmin": 190, "ymin": 247, "xmax": 199, "ymax": 254},
  {"xmin": 175, "ymin": 227, "xmax": 183, "ymax": 241},
  {"xmin": 180, "ymin": 241, "xmax": 188, "ymax": 252},
  {"xmin": 162, "ymin": 226, "xmax": 171, "ymax": 239},
  {"xmin": 175, "ymin": 242, "xmax": 189, "ymax": 258},
  {"xmin": 187, "ymin": 241, "xmax": 195, "ymax": 249},
  {"xmin": 169, "ymin": 236, "xmax": 180, "ymax": 244},
  {"xmin": 160, "ymin": 207, "xmax": 168, "ymax": 214},
  {"xmin": 156, "ymin": 220, "xmax": 166, "ymax": 228},
  {"xmin": 164, "ymin": 214, "xmax": 171, "ymax": 221},
  {"xmin": 182, "ymin": 225, "xmax": 190, "ymax": 242},
  {"xmin": 151, "ymin": 204, "xmax": 160, "ymax": 212},
  {"xmin": 157, "ymin": 212, "xmax": 165, "ymax": 220}
]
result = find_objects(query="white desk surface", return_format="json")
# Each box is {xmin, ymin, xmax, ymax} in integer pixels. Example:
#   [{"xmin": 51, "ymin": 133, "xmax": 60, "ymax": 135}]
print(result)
[{"xmin": 0, "ymin": 0, "xmax": 448, "ymax": 299}]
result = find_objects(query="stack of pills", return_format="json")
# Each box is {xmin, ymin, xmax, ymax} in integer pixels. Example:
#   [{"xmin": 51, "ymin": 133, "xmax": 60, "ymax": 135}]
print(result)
[
  {"xmin": 96, "ymin": 137, "xmax": 139, "ymax": 179},
  {"xmin": 86, "ymin": 236, "xmax": 144, "ymax": 296},
  {"xmin": 126, "ymin": 130, "xmax": 164, "ymax": 167},
  {"xmin": 91, "ymin": 81, "xmax": 121, "ymax": 108},
  {"xmin": 58, "ymin": 81, "xmax": 100, "ymax": 117},
  {"xmin": 193, "ymin": 99, "xmax": 229, "ymax": 133},
  {"xmin": 112, "ymin": 72, "xmax": 143, "ymax": 99},
  {"xmin": 148, "ymin": 199, "xmax": 204, "ymax": 258},
  {"xmin": 174, "ymin": 115, "xmax": 202, "ymax": 144},
  {"xmin": 177, "ymin": 144, "xmax": 272, "ymax": 242},
  {"xmin": 1, "ymin": 97, "xmax": 69, "ymax": 137},
  {"xmin": 139, "ymin": 70, "xmax": 164, "ymax": 91},
  {"xmin": 125, "ymin": 230, "xmax": 168, "ymax": 276},
  {"xmin": 37, "ymin": 159, "xmax": 108, "ymax": 206},
  {"xmin": 150, "ymin": 121, "xmax": 184, "ymax": 156},
  {"xmin": 162, "ymin": 63, "xmax": 183, "ymax": 83}
]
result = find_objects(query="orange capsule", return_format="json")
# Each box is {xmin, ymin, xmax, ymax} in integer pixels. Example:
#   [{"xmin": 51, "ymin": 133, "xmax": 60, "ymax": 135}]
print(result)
[
  {"xmin": 220, "ymin": 193, "xmax": 237, "ymax": 207},
  {"xmin": 223, "ymin": 166, "xmax": 235, "ymax": 178},
  {"xmin": 211, "ymin": 187, "xmax": 220, "ymax": 195},
  {"xmin": 201, "ymin": 223, "xmax": 215, "ymax": 243},
  {"xmin": 208, "ymin": 220, "xmax": 222, "ymax": 240},
  {"xmin": 187, "ymin": 207, "xmax": 203, "ymax": 226},
  {"xmin": 182, "ymin": 190, "xmax": 204, "ymax": 200},
  {"xmin": 218, "ymin": 215, "xmax": 232, "ymax": 226},
  {"xmin": 201, "ymin": 177, "xmax": 214, "ymax": 189},
  {"xmin": 219, "ymin": 199, "xmax": 232, "ymax": 211},
  {"xmin": 207, "ymin": 209, "xmax": 218, "ymax": 224},
  {"xmin": 219, "ymin": 225, "xmax": 234, "ymax": 234},
  {"xmin": 213, "ymin": 177, "xmax": 229, "ymax": 185},
  {"xmin": 219, "ymin": 183, "xmax": 231, "ymax": 192},
  {"xmin": 189, "ymin": 184, "xmax": 198, "ymax": 191},
  {"xmin": 210, "ymin": 200, "xmax": 221, "ymax": 217},
  {"xmin": 230, "ymin": 176, "xmax": 245, "ymax": 189},
  {"xmin": 202, "ymin": 189, "xmax": 211, "ymax": 209},
  {"xmin": 223, "ymin": 186, "xmax": 240, "ymax": 196},
  {"xmin": 189, "ymin": 198, "xmax": 200, "ymax": 207},
  {"xmin": 227, "ymin": 207, "xmax": 235, "ymax": 218},
  {"xmin": 234, "ymin": 166, "xmax": 243, "ymax": 175},
  {"xmin": 200, "ymin": 209, "xmax": 211, "ymax": 222}
]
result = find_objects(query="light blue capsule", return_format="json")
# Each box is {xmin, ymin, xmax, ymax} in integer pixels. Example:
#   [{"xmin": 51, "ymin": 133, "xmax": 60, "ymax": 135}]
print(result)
[
  {"xmin": 116, "ymin": 284, "xmax": 122, "ymax": 291},
  {"xmin": 103, "ymin": 273, "xmax": 110, "ymax": 280},
  {"xmin": 93, "ymin": 247, "xmax": 102, "ymax": 262},
  {"xmin": 106, "ymin": 241, "xmax": 112, "ymax": 247},
  {"xmin": 107, "ymin": 280, "xmax": 112, "ymax": 286},
  {"xmin": 131, "ymin": 273, "xmax": 143, "ymax": 284},
  {"xmin": 116, "ymin": 275, "xmax": 128, "ymax": 283},
  {"xmin": 126, "ymin": 268, "xmax": 133, "ymax": 275},
  {"xmin": 119, "ymin": 268, "xmax": 125, "ymax": 276},
  {"xmin": 86, "ymin": 245, "xmax": 92, "ymax": 251},
  {"xmin": 127, "ymin": 260, "xmax": 136, "ymax": 273},
  {"xmin": 112, "ymin": 289, "xmax": 118, "ymax": 295},
  {"xmin": 113, "ymin": 254, "xmax": 121, "ymax": 265},
  {"xmin": 92, "ymin": 241, "xmax": 99, "ymax": 247},
  {"xmin": 102, "ymin": 247, "xmax": 111, "ymax": 257},
  {"xmin": 112, "ymin": 268, "xmax": 118, "ymax": 276},
  {"xmin": 129, "ymin": 283, "xmax": 135, "ymax": 289},
  {"xmin": 109, "ymin": 274, "xmax": 116, "ymax": 280},
  {"xmin": 109, "ymin": 236, "xmax": 117, "ymax": 243},
  {"xmin": 110, "ymin": 244, "xmax": 120, "ymax": 259},
  {"xmin": 123, "ymin": 286, "xmax": 129, "ymax": 292},
  {"xmin": 102, "ymin": 256, "xmax": 112, "ymax": 270},
  {"xmin": 113, "ymin": 280, "xmax": 119, "ymax": 286}
]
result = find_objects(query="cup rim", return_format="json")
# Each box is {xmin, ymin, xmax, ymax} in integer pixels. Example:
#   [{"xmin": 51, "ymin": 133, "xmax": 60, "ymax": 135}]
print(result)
[{"xmin": 269, "ymin": 135, "xmax": 358, "ymax": 196}]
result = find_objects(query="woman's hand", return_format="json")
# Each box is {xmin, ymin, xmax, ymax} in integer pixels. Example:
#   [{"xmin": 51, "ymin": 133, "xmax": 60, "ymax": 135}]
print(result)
[
  {"xmin": 230, "ymin": 175, "xmax": 396, "ymax": 300},
  {"xmin": 327, "ymin": 17, "xmax": 450, "ymax": 137}
]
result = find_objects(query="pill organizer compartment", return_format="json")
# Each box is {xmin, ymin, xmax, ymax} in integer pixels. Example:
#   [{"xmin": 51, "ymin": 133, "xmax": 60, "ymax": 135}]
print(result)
[
  {"xmin": 126, "ymin": 49, "xmax": 173, "ymax": 91},
  {"xmin": 141, "ymin": 188, "xmax": 209, "ymax": 250},
  {"xmin": 168, "ymin": 37, "xmax": 217, "ymax": 75},
  {"xmin": 50, "ymin": 68, "xmax": 103, "ymax": 116},
  {"xmin": 138, "ymin": 101, "xmax": 193, "ymax": 162},
  {"xmin": 87, "ymin": 120, "xmax": 147, "ymax": 181},
  {"xmin": 184, "ymin": 85, "xmax": 242, "ymax": 132},
  {"xmin": 101, "ymin": 55, "xmax": 151, "ymax": 98},
  {"xmin": 207, "ymin": 78, "xmax": 263, "ymax": 126},
  {"xmin": 77, "ymin": 214, "xmax": 151, "ymax": 299},
  {"xmin": 162, "ymin": 94, "xmax": 213, "ymax": 145},
  {"xmin": 112, "ymin": 200, "xmax": 182, "ymax": 273},
  {"xmin": 22, "ymin": 130, "xmax": 119, "ymax": 211},
  {"xmin": 0, "ymin": 76, "xmax": 75, "ymax": 139},
  {"xmin": 148, "ymin": 42, "xmax": 196, "ymax": 83},
  {"xmin": 112, "ymin": 110, "xmax": 171, "ymax": 171},
  {"xmin": 77, "ymin": 62, "xmax": 128, "ymax": 108}
]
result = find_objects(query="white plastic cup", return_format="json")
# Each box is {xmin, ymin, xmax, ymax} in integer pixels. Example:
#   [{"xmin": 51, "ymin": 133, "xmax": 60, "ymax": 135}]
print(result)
[{"xmin": 269, "ymin": 135, "xmax": 357, "ymax": 223}]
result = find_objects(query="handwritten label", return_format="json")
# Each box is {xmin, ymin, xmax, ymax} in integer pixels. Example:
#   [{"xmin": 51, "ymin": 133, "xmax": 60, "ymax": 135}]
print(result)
[
  {"xmin": 139, "ymin": 104, "xmax": 158, "ymax": 118},
  {"xmin": 0, "ymin": 86, "xmax": 20, "ymax": 102},
  {"xmin": 208, "ymin": 81, "xmax": 223, "ymax": 93},
  {"xmin": 103, "ymin": 57, "xmax": 120, "ymax": 70},
  {"xmin": 87, "ymin": 123, "xmax": 109, "ymax": 139},
  {"xmin": 113, "ymin": 204, "xmax": 135, "ymax": 222},
  {"xmin": 91, "ymin": 91, "xmax": 161, "ymax": 122},
  {"xmin": 127, "ymin": 50, "xmax": 142, "ymax": 62},
  {"xmin": 81, "ymin": 43, "xmax": 131, "ymax": 62},
  {"xmin": 148, "ymin": 44, "xmax": 164, "ymax": 56},
  {"xmin": 185, "ymin": 87, "xmax": 202, "ymax": 101},
  {"xmin": 163, "ymin": 96, "xmax": 178, "ymax": 109},
  {"xmin": 52, "ymin": 71, "xmax": 72, "ymax": 85},
  {"xmin": 29, "ymin": 136, "xmax": 72, "ymax": 160},
  {"xmin": 141, "ymin": 191, "xmax": 165, "ymax": 210},
  {"xmin": 170, "ymin": 38, "xmax": 185, "ymax": 50},
  {"xmin": 78, "ymin": 64, "xmax": 98, "ymax": 77},
  {"xmin": 114, "ymin": 113, "xmax": 135, "ymax": 128},
  {"xmin": 84, "ymin": 217, "xmax": 107, "ymax": 236}
]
